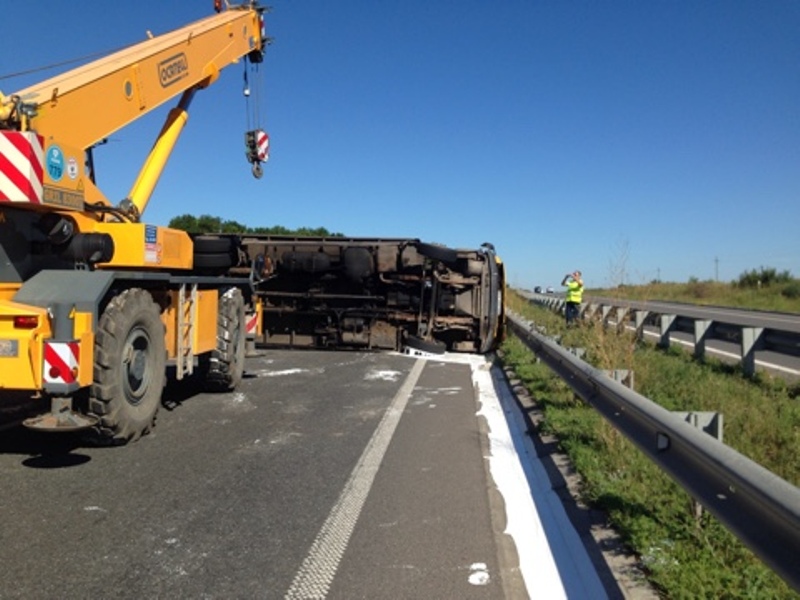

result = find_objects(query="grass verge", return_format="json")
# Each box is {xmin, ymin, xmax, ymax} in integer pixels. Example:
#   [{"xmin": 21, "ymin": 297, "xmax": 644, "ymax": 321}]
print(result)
[{"xmin": 502, "ymin": 291, "xmax": 799, "ymax": 598}]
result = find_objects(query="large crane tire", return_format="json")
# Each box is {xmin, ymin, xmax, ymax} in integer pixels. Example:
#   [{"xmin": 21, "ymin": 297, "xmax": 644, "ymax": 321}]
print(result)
[
  {"xmin": 199, "ymin": 287, "xmax": 246, "ymax": 392},
  {"xmin": 84, "ymin": 288, "xmax": 166, "ymax": 446}
]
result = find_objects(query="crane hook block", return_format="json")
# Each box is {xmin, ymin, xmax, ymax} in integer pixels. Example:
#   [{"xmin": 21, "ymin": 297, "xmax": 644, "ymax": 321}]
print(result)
[{"xmin": 245, "ymin": 129, "xmax": 269, "ymax": 179}]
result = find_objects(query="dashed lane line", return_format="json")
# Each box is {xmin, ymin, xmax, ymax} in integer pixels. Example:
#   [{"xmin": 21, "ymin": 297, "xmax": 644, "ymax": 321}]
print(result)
[{"xmin": 284, "ymin": 359, "xmax": 425, "ymax": 600}]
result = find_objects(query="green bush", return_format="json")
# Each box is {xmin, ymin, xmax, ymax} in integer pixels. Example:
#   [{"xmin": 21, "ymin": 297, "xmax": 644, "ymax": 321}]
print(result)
[
  {"xmin": 737, "ymin": 266, "xmax": 793, "ymax": 288},
  {"xmin": 782, "ymin": 282, "xmax": 800, "ymax": 299}
]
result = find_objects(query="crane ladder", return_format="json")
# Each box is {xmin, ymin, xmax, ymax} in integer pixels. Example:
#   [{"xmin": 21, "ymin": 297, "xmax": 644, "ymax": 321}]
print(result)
[{"xmin": 176, "ymin": 283, "xmax": 198, "ymax": 379}]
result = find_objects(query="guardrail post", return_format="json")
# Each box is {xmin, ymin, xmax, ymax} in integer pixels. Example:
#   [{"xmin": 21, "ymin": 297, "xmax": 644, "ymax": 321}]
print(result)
[
  {"xmin": 601, "ymin": 305, "xmax": 612, "ymax": 327},
  {"xmin": 659, "ymin": 314, "xmax": 676, "ymax": 348},
  {"xmin": 694, "ymin": 320, "xmax": 713, "ymax": 360},
  {"xmin": 584, "ymin": 303, "xmax": 599, "ymax": 320},
  {"xmin": 615, "ymin": 306, "xmax": 629, "ymax": 333},
  {"xmin": 742, "ymin": 327, "xmax": 764, "ymax": 377},
  {"xmin": 635, "ymin": 310, "xmax": 649, "ymax": 341},
  {"xmin": 568, "ymin": 347, "xmax": 586, "ymax": 359},
  {"xmin": 604, "ymin": 369, "xmax": 634, "ymax": 389},
  {"xmin": 673, "ymin": 411, "xmax": 724, "ymax": 443},
  {"xmin": 673, "ymin": 411, "xmax": 724, "ymax": 520}
]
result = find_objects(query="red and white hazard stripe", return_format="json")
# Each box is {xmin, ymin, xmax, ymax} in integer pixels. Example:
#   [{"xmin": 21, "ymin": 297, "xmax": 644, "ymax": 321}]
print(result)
[
  {"xmin": 43, "ymin": 341, "xmax": 80, "ymax": 385},
  {"xmin": 0, "ymin": 132, "xmax": 44, "ymax": 204},
  {"xmin": 246, "ymin": 312, "xmax": 259, "ymax": 337},
  {"xmin": 256, "ymin": 130, "xmax": 269, "ymax": 162}
]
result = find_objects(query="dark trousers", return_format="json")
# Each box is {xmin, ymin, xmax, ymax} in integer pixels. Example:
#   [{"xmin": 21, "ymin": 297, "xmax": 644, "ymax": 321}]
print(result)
[{"xmin": 565, "ymin": 301, "xmax": 581, "ymax": 325}]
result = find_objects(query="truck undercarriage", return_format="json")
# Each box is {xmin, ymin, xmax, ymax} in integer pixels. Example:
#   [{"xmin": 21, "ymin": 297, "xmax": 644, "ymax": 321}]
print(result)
[{"xmin": 219, "ymin": 235, "xmax": 505, "ymax": 355}]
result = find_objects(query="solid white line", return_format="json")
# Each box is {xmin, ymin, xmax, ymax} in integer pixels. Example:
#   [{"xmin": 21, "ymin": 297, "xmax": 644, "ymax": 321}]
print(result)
[
  {"xmin": 474, "ymin": 358, "xmax": 610, "ymax": 599},
  {"xmin": 284, "ymin": 359, "xmax": 425, "ymax": 600}
]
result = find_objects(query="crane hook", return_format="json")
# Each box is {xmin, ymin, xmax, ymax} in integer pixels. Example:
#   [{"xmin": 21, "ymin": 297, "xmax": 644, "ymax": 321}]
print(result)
[{"xmin": 244, "ymin": 129, "xmax": 269, "ymax": 179}]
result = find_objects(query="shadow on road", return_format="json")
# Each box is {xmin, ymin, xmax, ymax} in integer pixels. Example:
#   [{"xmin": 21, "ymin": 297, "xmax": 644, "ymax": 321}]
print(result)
[{"xmin": 0, "ymin": 425, "xmax": 90, "ymax": 468}]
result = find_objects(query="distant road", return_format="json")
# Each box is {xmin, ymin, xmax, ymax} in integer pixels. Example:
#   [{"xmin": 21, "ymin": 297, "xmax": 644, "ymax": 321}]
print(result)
[
  {"xmin": 521, "ymin": 291, "xmax": 800, "ymax": 378},
  {"xmin": 587, "ymin": 295, "xmax": 800, "ymax": 333}
]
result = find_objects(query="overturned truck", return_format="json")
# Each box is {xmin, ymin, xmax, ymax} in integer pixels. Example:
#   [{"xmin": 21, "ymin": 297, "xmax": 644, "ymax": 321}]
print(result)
[{"xmin": 214, "ymin": 236, "xmax": 505, "ymax": 354}]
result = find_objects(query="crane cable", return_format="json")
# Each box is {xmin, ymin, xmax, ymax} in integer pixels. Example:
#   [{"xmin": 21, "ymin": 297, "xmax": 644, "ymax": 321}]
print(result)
[
  {"xmin": 243, "ymin": 59, "xmax": 264, "ymax": 132},
  {"xmin": 242, "ymin": 55, "xmax": 268, "ymax": 178}
]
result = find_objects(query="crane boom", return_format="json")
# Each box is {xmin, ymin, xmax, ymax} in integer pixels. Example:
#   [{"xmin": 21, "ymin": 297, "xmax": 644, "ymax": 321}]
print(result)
[{"xmin": 1, "ymin": 3, "xmax": 266, "ymax": 212}]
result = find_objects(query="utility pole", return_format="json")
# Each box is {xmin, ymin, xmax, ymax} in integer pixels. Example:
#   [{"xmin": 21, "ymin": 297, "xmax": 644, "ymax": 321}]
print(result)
[{"xmin": 714, "ymin": 257, "xmax": 719, "ymax": 282}]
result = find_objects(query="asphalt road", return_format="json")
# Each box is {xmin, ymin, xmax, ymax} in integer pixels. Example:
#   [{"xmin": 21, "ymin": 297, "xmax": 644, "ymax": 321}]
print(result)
[
  {"xmin": 588, "ymin": 296, "xmax": 800, "ymax": 333},
  {"xmin": 1, "ymin": 349, "xmax": 599, "ymax": 600}
]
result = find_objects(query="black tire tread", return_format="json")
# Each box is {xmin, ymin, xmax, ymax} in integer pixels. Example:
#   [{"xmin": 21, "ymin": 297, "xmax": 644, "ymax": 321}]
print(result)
[
  {"xmin": 85, "ymin": 288, "xmax": 166, "ymax": 446},
  {"xmin": 200, "ymin": 288, "xmax": 246, "ymax": 392}
]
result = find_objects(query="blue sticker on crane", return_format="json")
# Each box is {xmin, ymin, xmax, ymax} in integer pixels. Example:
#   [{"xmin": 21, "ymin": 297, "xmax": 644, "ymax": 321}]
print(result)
[
  {"xmin": 145, "ymin": 224, "xmax": 158, "ymax": 244},
  {"xmin": 46, "ymin": 145, "xmax": 65, "ymax": 182}
]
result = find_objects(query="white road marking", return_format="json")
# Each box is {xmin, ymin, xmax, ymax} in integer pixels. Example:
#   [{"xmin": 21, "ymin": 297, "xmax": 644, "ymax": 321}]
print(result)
[
  {"xmin": 476, "ymin": 355, "xmax": 611, "ymax": 599},
  {"xmin": 468, "ymin": 562, "xmax": 491, "ymax": 586},
  {"xmin": 364, "ymin": 369, "xmax": 402, "ymax": 382},
  {"xmin": 252, "ymin": 368, "xmax": 310, "ymax": 378},
  {"xmin": 284, "ymin": 359, "xmax": 425, "ymax": 600}
]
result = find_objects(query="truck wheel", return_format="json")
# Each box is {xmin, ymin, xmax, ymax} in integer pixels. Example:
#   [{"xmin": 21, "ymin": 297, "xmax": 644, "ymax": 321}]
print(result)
[
  {"xmin": 404, "ymin": 334, "xmax": 446, "ymax": 355},
  {"xmin": 416, "ymin": 242, "xmax": 459, "ymax": 265},
  {"xmin": 193, "ymin": 252, "xmax": 234, "ymax": 270},
  {"xmin": 193, "ymin": 235, "xmax": 232, "ymax": 254},
  {"xmin": 86, "ymin": 289, "xmax": 166, "ymax": 445},
  {"xmin": 193, "ymin": 235, "xmax": 234, "ymax": 273},
  {"xmin": 199, "ymin": 287, "xmax": 246, "ymax": 392}
]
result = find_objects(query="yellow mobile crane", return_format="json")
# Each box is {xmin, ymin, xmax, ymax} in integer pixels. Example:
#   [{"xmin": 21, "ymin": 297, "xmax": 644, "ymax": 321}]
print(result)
[{"xmin": 0, "ymin": 2, "xmax": 269, "ymax": 444}]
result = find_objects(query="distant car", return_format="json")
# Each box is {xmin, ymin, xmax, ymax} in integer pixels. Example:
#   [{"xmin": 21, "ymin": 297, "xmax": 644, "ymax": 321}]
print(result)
[
  {"xmin": 534, "ymin": 286, "xmax": 543, "ymax": 293},
  {"xmin": 546, "ymin": 286, "xmax": 554, "ymax": 294}
]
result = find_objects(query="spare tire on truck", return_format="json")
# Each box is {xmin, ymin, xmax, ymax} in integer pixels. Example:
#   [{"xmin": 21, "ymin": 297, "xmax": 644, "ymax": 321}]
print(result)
[{"xmin": 193, "ymin": 235, "xmax": 235, "ymax": 273}]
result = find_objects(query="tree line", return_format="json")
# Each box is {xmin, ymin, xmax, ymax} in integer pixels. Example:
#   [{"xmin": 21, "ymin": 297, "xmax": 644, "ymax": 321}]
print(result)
[{"xmin": 168, "ymin": 214, "xmax": 344, "ymax": 237}]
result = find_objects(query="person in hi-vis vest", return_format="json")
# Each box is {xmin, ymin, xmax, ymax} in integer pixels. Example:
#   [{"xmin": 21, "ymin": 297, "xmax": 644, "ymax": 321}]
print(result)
[{"xmin": 561, "ymin": 270, "xmax": 584, "ymax": 325}]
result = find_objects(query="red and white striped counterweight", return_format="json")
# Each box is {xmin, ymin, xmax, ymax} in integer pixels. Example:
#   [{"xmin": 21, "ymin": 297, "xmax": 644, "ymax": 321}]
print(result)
[
  {"xmin": 0, "ymin": 131, "xmax": 44, "ymax": 204},
  {"xmin": 43, "ymin": 340, "xmax": 80, "ymax": 387}
]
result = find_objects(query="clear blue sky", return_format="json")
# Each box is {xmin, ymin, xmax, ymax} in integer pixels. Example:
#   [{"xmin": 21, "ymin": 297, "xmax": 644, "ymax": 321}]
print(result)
[{"xmin": 3, "ymin": 1, "xmax": 798, "ymax": 289}]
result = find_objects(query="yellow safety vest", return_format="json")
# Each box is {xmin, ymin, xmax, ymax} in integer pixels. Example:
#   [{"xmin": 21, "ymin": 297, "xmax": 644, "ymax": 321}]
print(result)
[{"xmin": 566, "ymin": 281, "xmax": 583, "ymax": 303}]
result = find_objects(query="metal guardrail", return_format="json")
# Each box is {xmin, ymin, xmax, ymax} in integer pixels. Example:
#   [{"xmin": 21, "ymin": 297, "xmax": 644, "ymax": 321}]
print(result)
[
  {"xmin": 507, "ymin": 311, "xmax": 800, "ymax": 591},
  {"xmin": 526, "ymin": 292, "xmax": 800, "ymax": 376}
]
